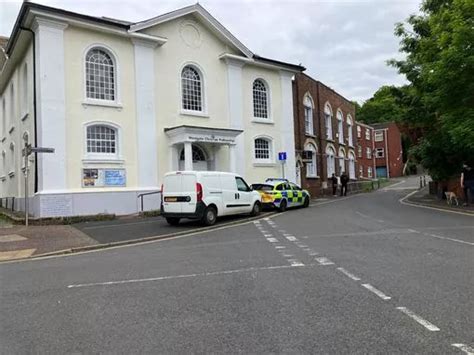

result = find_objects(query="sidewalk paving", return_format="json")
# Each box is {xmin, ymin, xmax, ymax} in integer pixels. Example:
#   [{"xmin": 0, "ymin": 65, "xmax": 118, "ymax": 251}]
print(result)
[{"xmin": 405, "ymin": 187, "xmax": 474, "ymax": 215}]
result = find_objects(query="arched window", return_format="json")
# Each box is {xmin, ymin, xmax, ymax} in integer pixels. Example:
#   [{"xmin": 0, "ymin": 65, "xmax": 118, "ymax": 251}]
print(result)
[
  {"xmin": 181, "ymin": 65, "xmax": 203, "ymax": 112},
  {"xmin": 253, "ymin": 79, "xmax": 268, "ymax": 119},
  {"xmin": 348, "ymin": 152, "xmax": 356, "ymax": 179},
  {"xmin": 338, "ymin": 148, "xmax": 346, "ymax": 175},
  {"xmin": 86, "ymin": 124, "xmax": 118, "ymax": 156},
  {"xmin": 337, "ymin": 110, "xmax": 344, "ymax": 144},
  {"xmin": 305, "ymin": 143, "xmax": 317, "ymax": 177},
  {"xmin": 326, "ymin": 146, "xmax": 335, "ymax": 177},
  {"xmin": 324, "ymin": 103, "xmax": 333, "ymax": 140},
  {"xmin": 304, "ymin": 94, "xmax": 314, "ymax": 135},
  {"xmin": 347, "ymin": 115, "xmax": 354, "ymax": 146},
  {"xmin": 254, "ymin": 137, "xmax": 272, "ymax": 162},
  {"xmin": 85, "ymin": 48, "xmax": 116, "ymax": 101},
  {"xmin": 179, "ymin": 145, "xmax": 206, "ymax": 162}
]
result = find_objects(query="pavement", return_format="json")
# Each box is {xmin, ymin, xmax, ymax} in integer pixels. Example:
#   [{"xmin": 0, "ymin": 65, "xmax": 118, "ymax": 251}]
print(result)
[
  {"xmin": 1, "ymin": 175, "xmax": 473, "ymax": 353},
  {"xmin": 404, "ymin": 187, "xmax": 474, "ymax": 215}
]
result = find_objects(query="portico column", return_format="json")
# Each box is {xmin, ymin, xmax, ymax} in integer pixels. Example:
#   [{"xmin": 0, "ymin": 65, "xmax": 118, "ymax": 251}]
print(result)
[{"xmin": 184, "ymin": 142, "xmax": 193, "ymax": 171}]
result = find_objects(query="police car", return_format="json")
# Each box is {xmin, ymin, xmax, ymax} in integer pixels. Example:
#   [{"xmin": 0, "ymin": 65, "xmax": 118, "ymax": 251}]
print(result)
[{"xmin": 251, "ymin": 178, "xmax": 310, "ymax": 212}]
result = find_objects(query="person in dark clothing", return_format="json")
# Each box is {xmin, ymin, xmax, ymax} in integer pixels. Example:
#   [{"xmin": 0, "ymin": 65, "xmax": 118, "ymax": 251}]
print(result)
[
  {"xmin": 461, "ymin": 164, "xmax": 474, "ymax": 206},
  {"xmin": 340, "ymin": 172, "xmax": 349, "ymax": 196},
  {"xmin": 330, "ymin": 173, "xmax": 338, "ymax": 196}
]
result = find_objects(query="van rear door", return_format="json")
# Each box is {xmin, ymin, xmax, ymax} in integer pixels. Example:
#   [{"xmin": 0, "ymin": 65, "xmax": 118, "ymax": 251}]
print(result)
[
  {"xmin": 180, "ymin": 173, "xmax": 198, "ymax": 214},
  {"xmin": 162, "ymin": 173, "xmax": 197, "ymax": 214}
]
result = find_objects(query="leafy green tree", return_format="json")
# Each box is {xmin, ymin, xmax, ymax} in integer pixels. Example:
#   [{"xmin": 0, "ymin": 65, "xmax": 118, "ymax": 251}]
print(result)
[
  {"xmin": 388, "ymin": 0, "xmax": 474, "ymax": 180},
  {"xmin": 356, "ymin": 86, "xmax": 406, "ymax": 124}
]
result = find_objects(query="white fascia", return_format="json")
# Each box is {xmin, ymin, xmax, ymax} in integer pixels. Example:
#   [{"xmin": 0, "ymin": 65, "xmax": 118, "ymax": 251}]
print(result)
[{"xmin": 219, "ymin": 53, "xmax": 300, "ymax": 74}]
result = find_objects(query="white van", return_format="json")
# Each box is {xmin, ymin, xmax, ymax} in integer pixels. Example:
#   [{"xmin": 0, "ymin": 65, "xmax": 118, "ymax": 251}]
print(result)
[{"xmin": 161, "ymin": 171, "xmax": 262, "ymax": 226}]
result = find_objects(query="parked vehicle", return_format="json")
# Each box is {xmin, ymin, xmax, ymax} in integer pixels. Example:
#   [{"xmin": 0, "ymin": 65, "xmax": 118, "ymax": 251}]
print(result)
[
  {"xmin": 251, "ymin": 180, "xmax": 310, "ymax": 212},
  {"xmin": 161, "ymin": 171, "xmax": 262, "ymax": 226}
]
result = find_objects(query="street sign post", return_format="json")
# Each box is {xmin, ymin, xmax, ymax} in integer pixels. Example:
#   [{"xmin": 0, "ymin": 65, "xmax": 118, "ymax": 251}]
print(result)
[
  {"xmin": 23, "ymin": 144, "xmax": 55, "ymax": 226},
  {"xmin": 278, "ymin": 152, "xmax": 287, "ymax": 179}
]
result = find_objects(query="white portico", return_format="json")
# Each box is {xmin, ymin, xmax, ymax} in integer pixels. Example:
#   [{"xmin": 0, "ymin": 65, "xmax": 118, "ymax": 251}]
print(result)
[{"xmin": 164, "ymin": 125, "xmax": 243, "ymax": 172}]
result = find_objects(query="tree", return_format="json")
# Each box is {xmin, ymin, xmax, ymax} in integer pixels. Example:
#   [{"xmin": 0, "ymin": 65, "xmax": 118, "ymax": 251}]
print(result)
[
  {"xmin": 356, "ymin": 86, "xmax": 406, "ymax": 124},
  {"xmin": 388, "ymin": 0, "xmax": 474, "ymax": 180}
]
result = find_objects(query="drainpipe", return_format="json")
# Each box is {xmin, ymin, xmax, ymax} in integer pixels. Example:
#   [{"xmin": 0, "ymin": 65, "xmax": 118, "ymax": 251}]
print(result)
[
  {"xmin": 384, "ymin": 129, "xmax": 389, "ymax": 178},
  {"xmin": 19, "ymin": 26, "xmax": 38, "ymax": 193}
]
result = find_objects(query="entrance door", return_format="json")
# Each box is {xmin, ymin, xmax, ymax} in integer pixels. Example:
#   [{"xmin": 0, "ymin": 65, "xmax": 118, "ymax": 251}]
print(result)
[{"xmin": 179, "ymin": 144, "xmax": 208, "ymax": 171}]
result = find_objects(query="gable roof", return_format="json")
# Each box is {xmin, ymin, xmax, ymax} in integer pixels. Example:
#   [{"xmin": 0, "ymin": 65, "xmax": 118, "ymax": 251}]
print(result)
[{"xmin": 130, "ymin": 3, "xmax": 254, "ymax": 58}]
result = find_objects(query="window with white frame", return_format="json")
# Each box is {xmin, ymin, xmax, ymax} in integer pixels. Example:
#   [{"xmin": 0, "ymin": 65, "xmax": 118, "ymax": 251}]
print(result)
[
  {"xmin": 374, "ymin": 131, "xmax": 384, "ymax": 142},
  {"xmin": 338, "ymin": 149, "xmax": 345, "ymax": 174},
  {"xmin": 337, "ymin": 111, "xmax": 344, "ymax": 144},
  {"xmin": 324, "ymin": 103, "xmax": 333, "ymax": 140},
  {"xmin": 358, "ymin": 145, "xmax": 362, "ymax": 158},
  {"xmin": 368, "ymin": 167, "xmax": 373, "ymax": 178},
  {"xmin": 348, "ymin": 152, "xmax": 356, "ymax": 179},
  {"xmin": 85, "ymin": 48, "xmax": 116, "ymax": 101},
  {"xmin": 366, "ymin": 147, "xmax": 372, "ymax": 159},
  {"xmin": 86, "ymin": 124, "xmax": 118, "ymax": 156},
  {"xmin": 305, "ymin": 143, "xmax": 317, "ymax": 177},
  {"xmin": 365, "ymin": 128, "xmax": 370, "ymax": 140},
  {"xmin": 347, "ymin": 116, "xmax": 354, "ymax": 146},
  {"xmin": 375, "ymin": 148, "xmax": 385, "ymax": 158},
  {"xmin": 181, "ymin": 65, "xmax": 203, "ymax": 112},
  {"xmin": 303, "ymin": 95, "xmax": 314, "ymax": 135},
  {"xmin": 359, "ymin": 166, "xmax": 363, "ymax": 177},
  {"xmin": 254, "ymin": 137, "xmax": 272, "ymax": 162},
  {"xmin": 326, "ymin": 146, "xmax": 336, "ymax": 177},
  {"xmin": 253, "ymin": 79, "xmax": 268, "ymax": 119},
  {"xmin": 357, "ymin": 125, "xmax": 361, "ymax": 138}
]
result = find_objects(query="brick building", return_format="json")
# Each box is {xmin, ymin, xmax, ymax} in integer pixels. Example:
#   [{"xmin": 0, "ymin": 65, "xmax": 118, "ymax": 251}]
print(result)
[
  {"xmin": 293, "ymin": 73, "xmax": 357, "ymax": 197},
  {"xmin": 371, "ymin": 122, "xmax": 403, "ymax": 178},
  {"xmin": 355, "ymin": 121, "xmax": 375, "ymax": 179}
]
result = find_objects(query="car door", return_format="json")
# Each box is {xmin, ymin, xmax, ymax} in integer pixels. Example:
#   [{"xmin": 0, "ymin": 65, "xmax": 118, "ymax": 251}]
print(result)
[
  {"xmin": 235, "ymin": 176, "xmax": 253, "ymax": 213},
  {"xmin": 290, "ymin": 183, "xmax": 303, "ymax": 206}
]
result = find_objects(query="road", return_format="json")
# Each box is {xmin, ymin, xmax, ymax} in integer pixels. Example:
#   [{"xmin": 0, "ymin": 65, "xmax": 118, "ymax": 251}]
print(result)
[{"xmin": 1, "ymin": 177, "xmax": 473, "ymax": 354}]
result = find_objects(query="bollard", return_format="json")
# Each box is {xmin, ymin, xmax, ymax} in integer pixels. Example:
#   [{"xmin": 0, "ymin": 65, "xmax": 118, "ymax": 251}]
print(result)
[{"xmin": 420, "ymin": 176, "xmax": 423, "ymax": 189}]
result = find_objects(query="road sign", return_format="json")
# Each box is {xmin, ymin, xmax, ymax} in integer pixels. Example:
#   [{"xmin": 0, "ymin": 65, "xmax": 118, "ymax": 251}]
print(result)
[
  {"xmin": 30, "ymin": 147, "xmax": 55, "ymax": 154},
  {"xmin": 278, "ymin": 152, "xmax": 287, "ymax": 161}
]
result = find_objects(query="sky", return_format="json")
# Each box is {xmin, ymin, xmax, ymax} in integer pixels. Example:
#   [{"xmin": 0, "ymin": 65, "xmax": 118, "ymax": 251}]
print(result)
[{"xmin": 0, "ymin": 0, "xmax": 422, "ymax": 103}]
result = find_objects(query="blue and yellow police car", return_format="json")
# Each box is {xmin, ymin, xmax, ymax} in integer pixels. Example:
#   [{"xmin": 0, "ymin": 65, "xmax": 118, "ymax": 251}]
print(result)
[{"xmin": 251, "ymin": 179, "xmax": 311, "ymax": 212}]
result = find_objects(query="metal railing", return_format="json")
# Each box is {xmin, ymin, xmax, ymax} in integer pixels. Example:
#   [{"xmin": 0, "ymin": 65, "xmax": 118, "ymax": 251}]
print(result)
[
  {"xmin": 0, "ymin": 197, "xmax": 15, "ymax": 211},
  {"xmin": 137, "ymin": 190, "xmax": 161, "ymax": 212}
]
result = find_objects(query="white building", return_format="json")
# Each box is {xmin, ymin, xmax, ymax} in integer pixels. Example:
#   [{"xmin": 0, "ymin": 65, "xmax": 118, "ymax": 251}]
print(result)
[{"xmin": 0, "ymin": 2, "xmax": 304, "ymax": 217}]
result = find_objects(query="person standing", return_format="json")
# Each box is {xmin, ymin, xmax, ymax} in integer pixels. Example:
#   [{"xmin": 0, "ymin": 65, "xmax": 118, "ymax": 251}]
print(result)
[
  {"xmin": 340, "ymin": 171, "xmax": 349, "ymax": 197},
  {"xmin": 461, "ymin": 164, "xmax": 474, "ymax": 206},
  {"xmin": 330, "ymin": 173, "xmax": 338, "ymax": 196}
]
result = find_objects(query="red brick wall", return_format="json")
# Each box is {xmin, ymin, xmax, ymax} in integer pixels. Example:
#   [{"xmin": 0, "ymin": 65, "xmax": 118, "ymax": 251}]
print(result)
[
  {"xmin": 374, "ymin": 123, "xmax": 403, "ymax": 178},
  {"xmin": 356, "ymin": 123, "xmax": 375, "ymax": 179}
]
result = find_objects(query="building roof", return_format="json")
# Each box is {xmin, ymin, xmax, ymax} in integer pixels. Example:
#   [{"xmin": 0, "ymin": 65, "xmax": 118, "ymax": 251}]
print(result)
[
  {"xmin": 298, "ymin": 73, "xmax": 355, "ymax": 108},
  {"xmin": 370, "ymin": 122, "xmax": 392, "ymax": 130}
]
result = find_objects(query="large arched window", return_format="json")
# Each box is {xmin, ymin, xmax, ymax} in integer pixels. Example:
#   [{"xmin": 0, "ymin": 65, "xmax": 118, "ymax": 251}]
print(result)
[
  {"xmin": 304, "ymin": 94, "xmax": 314, "ymax": 135},
  {"xmin": 338, "ymin": 148, "xmax": 346, "ymax": 175},
  {"xmin": 347, "ymin": 115, "xmax": 354, "ymax": 146},
  {"xmin": 253, "ymin": 79, "xmax": 269, "ymax": 119},
  {"xmin": 254, "ymin": 137, "xmax": 272, "ymax": 163},
  {"xmin": 85, "ymin": 48, "xmax": 116, "ymax": 101},
  {"xmin": 324, "ymin": 103, "xmax": 333, "ymax": 140},
  {"xmin": 326, "ymin": 146, "xmax": 336, "ymax": 177},
  {"xmin": 305, "ymin": 143, "xmax": 317, "ymax": 177},
  {"xmin": 337, "ymin": 110, "xmax": 344, "ymax": 144},
  {"xmin": 181, "ymin": 65, "xmax": 203, "ymax": 112},
  {"xmin": 348, "ymin": 151, "xmax": 356, "ymax": 179},
  {"xmin": 86, "ymin": 124, "xmax": 118, "ymax": 156}
]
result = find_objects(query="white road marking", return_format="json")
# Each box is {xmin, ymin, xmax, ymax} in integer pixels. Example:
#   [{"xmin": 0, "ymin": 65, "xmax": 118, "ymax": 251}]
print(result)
[
  {"xmin": 452, "ymin": 343, "xmax": 474, "ymax": 355},
  {"xmin": 396, "ymin": 307, "xmax": 440, "ymax": 331},
  {"xmin": 275, "ymin": 246, "xmax": 286, "ymax": 249},
  {"xmin": 297, "ymin": 244, "xmax": 309, "ymax": 248},
  {"xmin": 68, "ymin": 264, "xmax": 306, "ymax": 289},
  {"xmin": 362, "ymin": 284, "xmax": 391, "ymax": 300},
  {"xmin": 309, "ymin": 252, "xmax": 319, "ymax": 256},
  {"xmin": 282, "ymin": 254, "xmax": 293, "ymax": 257},
  {"xmin": 286, "ymin": 236, "xmax": 297, "ymax": 241},
  {"xmin": 303, "ymin": 248, "xmax": 312, "ymax": 252},
  {"xmin": 288, "ymin": 259, "xmax": 305, "ymax": 267},
  {"xmin": 263, "ymin": 234, "xmax": 273, "ymax": 237},
  {"xmin": 427, "ymin": 233, "xmax": 474, "ymax": 246},
  {"xmin": 263, "ymin": 217, "xmax": 270, "ymax": 221},
  {"xmin": 266, "ymin": 238, "xmax": 278, "ymax": 243},
  {"xmin": 337, "ymin": 267, "xmax": 361, "ymax": 281},
  {"xmin": 315, "ymin": 257, "xmax": 335, "ymax": 266}
]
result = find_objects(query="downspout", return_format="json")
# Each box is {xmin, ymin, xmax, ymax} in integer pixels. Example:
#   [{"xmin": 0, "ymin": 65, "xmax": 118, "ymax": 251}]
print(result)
[
  {"xmin": 384, "ymin": 129, "xmax": 389, "ymax": 178},
  {"xmin": 19, "ymin": 26, "xmax": 38, "ymax": 193}
]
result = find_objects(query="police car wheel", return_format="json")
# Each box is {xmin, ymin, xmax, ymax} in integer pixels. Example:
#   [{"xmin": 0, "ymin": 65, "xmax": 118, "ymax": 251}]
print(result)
[
  {"xmin": 250, "ymin": 202, "xmax": 261, "ymax": 216},
  {"xmin": 303, "ymin": 196, "xmax": 310, "ymax": 208},
  {"xmin": 202, "ymin": 207, "xmax": 217, "ymax": 226},
  {"xmin": 278, "ymin": 199, "xmax": 287, "ymax": 212}
]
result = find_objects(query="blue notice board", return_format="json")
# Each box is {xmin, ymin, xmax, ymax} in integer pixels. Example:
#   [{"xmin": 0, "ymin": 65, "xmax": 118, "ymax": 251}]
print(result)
[
  {"xmin": 104, "ymin": 169, "xmax": 126, "ymax": 186},
  {"xmin": 278, "ymin": 152, "xmax": 287, "ymax": 161}
]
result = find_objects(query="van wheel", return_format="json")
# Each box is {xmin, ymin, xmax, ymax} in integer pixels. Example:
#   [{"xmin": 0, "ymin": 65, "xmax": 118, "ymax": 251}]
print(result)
[
  {"xmin": 201, "ymin": 206, "xmax": 217, "ymax": 226},
  {"xmin": 166, "ymin": 217, "xmax": 181, "ymax": 226},
  {"xmin": 303, "ymin": 196, "xmax": 310, "ymax": 208},
  {"xmin": 250, "ymin": 202, "xmax": 261, "ymax": 216},
  {"xmin": 278, "ymin": 199, "xmax": 287, "ymax": 212}
]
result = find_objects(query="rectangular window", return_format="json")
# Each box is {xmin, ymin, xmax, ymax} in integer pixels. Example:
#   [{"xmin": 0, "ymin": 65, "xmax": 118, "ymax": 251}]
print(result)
[
  {"xmin": 304, "ymin": 106, "xmax": 313, "ymax": 135},
  {"xmin": 358, "ymin": 145, "xmax": 362, "ymax": 158},
  {"xmin": 357, "ymin": 126, "xmax": 361, "ymax": 138},
  {"xmin": 374, "ymin": 131, "xmax": 384, "ymax": 142},
  {"xmin": 359, "ymin": 166, "xmax": 363, "ymax": 177},
  {"xmin": 365, "ymin": 128, "xmax": 370, "ymax": 140},
  {"xmin": 375, "ymin": 148, "xmax": 384, "ymax": 158},
  {"xmin": 368, "ymin": 167, "xmax": 373, "ymax": 178},
  {"xmin": 366, "ymin": 147, "xmax": 372, "ymax": 159}
]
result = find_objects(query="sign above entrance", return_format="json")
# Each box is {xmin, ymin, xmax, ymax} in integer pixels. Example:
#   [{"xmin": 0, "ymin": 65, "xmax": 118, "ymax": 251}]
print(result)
[
  {"xmin": 187, "ymin": 134, "xmax": 235, "ymax": 144},
  {"xmin": 164, "ymin": 125, "xmax": 243, "ymax": 146}
]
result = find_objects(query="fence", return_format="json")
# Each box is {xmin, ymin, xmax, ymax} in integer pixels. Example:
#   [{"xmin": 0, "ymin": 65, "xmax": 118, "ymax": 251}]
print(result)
[{"xmin": 0, "ymin": 197, "xmax": 15, "ymax": 211}]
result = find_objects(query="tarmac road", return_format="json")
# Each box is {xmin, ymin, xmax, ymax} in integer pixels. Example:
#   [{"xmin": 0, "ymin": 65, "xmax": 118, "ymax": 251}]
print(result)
[{"xmin": 1, "ymin": 177, "xmax": 473, "ymax": 354}]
